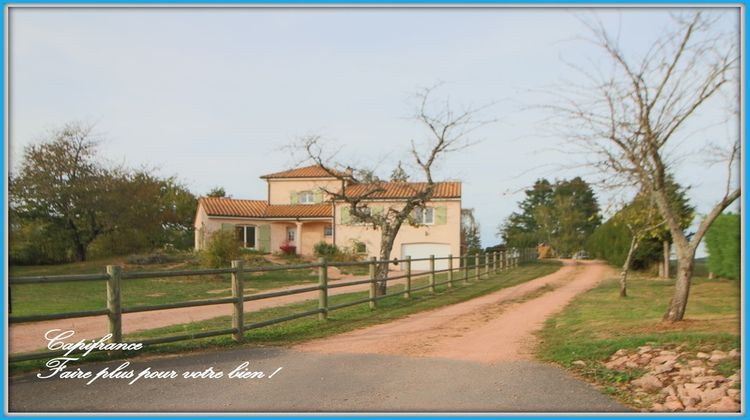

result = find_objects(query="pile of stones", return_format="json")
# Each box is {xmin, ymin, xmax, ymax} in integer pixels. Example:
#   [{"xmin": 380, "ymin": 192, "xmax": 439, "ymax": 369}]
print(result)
[{"xmin": 588, "ymin": 345, "xmax": 740, "ymax": 412}]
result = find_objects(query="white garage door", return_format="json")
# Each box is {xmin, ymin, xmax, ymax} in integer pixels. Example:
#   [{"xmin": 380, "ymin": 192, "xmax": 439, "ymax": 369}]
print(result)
[{"xmin": 401, "ymin": 243, "xmax": 451, "ymax": 271}]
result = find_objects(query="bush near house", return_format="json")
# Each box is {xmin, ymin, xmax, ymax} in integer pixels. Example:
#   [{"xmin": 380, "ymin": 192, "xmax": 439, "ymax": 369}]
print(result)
[
  {"xmin": 201, "ymin": 230, "xmax": 241, "ymax": 268},
  {"xmin": 313, "ymin": 241, "xmax": 362, "ymax": 263},
  {"xmin": 313, "ymin": 242, "xmax": 339, "ymax": 257},
  {"xmin": 704, "ymin": 213, "xmax": 740, "ymax": 280}
]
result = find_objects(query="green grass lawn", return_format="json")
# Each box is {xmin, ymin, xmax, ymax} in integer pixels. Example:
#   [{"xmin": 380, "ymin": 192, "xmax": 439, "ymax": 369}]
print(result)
[
  {"xmin": 10, "ymin": 260, "xmax": 561, "ymax": 373},
  {"xmin": 10, "ymin": 254, "xmax": 318, "ymax": 317},
  {"xmin": 537, "ymin": 268, "xmax": 740, "ymax": 403}
]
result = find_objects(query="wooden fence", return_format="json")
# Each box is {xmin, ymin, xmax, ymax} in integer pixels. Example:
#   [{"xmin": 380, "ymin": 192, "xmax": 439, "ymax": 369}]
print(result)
[{"xmin": 9, "ymin": 249, "xmax": 538, "ymax": 362}]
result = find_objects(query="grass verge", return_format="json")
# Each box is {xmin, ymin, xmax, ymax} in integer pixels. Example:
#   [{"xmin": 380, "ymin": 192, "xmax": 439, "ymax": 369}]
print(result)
[
  {"xmin": 537, "ymin": 270, "xmax": 740, "ymax": 407},
  {"xmin": 10, "ymin": 256, "xmax": 319, "ymax": 317},
  {"xmin": 11, "ymin": 260, "xmax": 561, "ymax": 374}
]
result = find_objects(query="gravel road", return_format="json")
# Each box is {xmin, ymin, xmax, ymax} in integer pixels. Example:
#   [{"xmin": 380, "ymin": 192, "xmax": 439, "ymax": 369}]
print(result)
[{"xmin": 10, "ymin": 346, "xmax": 625, "ymax": 412}]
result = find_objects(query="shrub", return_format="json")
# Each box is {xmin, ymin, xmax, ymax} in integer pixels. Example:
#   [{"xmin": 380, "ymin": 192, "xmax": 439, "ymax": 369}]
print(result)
[
  {"xmin": 10, "ymin": 221, "xmax": 72, "ymax": 265},
  {"xmin": 313, "ymin": 241, "xmax": 339, "ymax": 257},
  {"xmin": 705, "ymin": 213, "xmax": 740, "ymax": 279},
  {"xmin": 201, "ymin": 230, "xmax": 241, "ymax": 268},
  {"xmin": 126, "ymin": 252, "xmax": 172, "ymax": 265},
  {"xmin": 312, "ymin": 242, "xmax": 362, "ymax": 263},
  {"xmin": 585, "ymin": 219, "xmax": 661, "ymax": 270}
]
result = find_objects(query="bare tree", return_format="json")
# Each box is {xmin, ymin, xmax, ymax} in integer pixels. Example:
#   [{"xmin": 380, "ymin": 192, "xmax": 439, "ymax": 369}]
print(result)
[
  {"xmin": 296, "ymin": 85, "xmax": 491, "ymax": 294},
  {"xmin": 550, "ymin": 12, "xmax": 740, "ymax": 321}
]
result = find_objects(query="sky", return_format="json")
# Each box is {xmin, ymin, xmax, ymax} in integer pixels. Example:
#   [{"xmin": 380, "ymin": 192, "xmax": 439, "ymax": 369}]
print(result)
[{"xmin": 8, "ymin": 7, "xmax": 742, "ymax": 252}]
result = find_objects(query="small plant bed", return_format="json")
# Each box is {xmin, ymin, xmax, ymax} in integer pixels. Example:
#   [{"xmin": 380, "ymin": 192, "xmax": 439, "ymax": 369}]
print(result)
[
  {"xmin": 10, "ymin": 261, "xmax": 561, "ymax": 374},
  {"xmin": 538, "ymin": 271, "xmax": 740, "ymax": 413}
]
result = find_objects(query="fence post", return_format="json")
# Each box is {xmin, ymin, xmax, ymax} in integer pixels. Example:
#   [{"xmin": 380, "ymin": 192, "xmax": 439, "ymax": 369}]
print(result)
[
  {"xmin": 503, "ymin": 250, "xmax": 508, "ymax": 270},
  {"xmin": 318, "ymin": 257, "xmax": 328, "ymax": 320},
  {"xmin": 474, "ymin": 254, "xmax": 480, "ymax": 280},
  {"xmin": 231, "ymin": 260, "xmax": 244, "ymax": 342},
  {"xmin": 463, "ymin": 255, "xmax": 469, "ymax": 284},
  {"xmin": 447, "ymin": 254, "xmax": 454, "ymax": 288},
  {"xmin": 484, "ymin": 253, "xmax": 490, "ymax": 278},
  {"xmin": 106, "ymin": 265, "xmax": 122, "ymax": 344},
  {"xmin": 429, "ymin": 255, "xmax": 436, "ymax": 293},
  {"xmin": 494, "ymin": 251, "xmax": 499, "ymax": 273},
  {"xmin": 404, "ymin": 256, "xmax": 412, "ymax": 299},
  {"xmin": 369, "ymin": 257, "xmax": 377, "ymax": 309}
]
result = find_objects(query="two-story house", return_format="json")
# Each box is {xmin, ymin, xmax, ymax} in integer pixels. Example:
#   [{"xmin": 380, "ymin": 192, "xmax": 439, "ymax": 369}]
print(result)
[{"xmin": 194, "ymin": 165, "xmax": 461, "ymax": 270}]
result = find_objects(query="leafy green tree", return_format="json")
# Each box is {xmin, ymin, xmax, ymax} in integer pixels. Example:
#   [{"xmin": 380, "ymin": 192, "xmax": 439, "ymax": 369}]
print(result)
[
  {"xmin": 206, "ymin": 187, "xmax": 227, "ymax": 198},
  {"xmin": 11, "ymin": 122, "xmax": 199, "ymax": 263},
  {"xmin": 500, "ymin": 177, "xmax": 600, "ymax": 256},
  {"xmin": 500, "ymin": 179, "xmax": 554, "ymax": 248},
  {"xmin": 586, "ymin": 220, "xmax": 662, "ymax": 269},
  {"xmin": 158, "ymin": 177, "xmax": 198, "ymax": 249},
  {"xmin": 704, "ymin": 213, "xmax": 740, "ymax": 279},
  {"xmin": 11, "ymin": 123, "xmax": 116, "ymax": 261},
  {"xmin": 461, "ymin": 208, "xmax": 482, "ymax": 254}
]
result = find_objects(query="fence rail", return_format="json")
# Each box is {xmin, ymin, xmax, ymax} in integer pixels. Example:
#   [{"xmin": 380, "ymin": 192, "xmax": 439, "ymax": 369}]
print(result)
[{"xmin": 9, "ymin": 249, "xmax": 538, "ymax": 362}]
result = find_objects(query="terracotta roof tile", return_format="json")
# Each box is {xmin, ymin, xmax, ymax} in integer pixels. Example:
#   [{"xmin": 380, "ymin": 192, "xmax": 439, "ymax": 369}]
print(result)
[
  {"xmin": 343, "ymin": 182, "xmax": 461, "ymax": 199},
  {"xmin": 199, "ymin": 197, "xmax": 267, "ymax": 218},
  {"xmin": 264, "ymin": 204, "xmax": 332, "ymax": 218},
  {"xmin": 200, "ymin": 197, "xmax": 332, "ymax": 218},
  {"xmin": 260, "ymin": 164, "xmax": 348, "ymax": 179}
]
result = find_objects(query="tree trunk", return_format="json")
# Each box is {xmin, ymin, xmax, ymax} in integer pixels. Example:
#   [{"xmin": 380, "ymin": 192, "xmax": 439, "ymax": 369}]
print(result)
[
  {"xmin": 658, "ymin": 257, "xmax": 665, "ymax": 278},
  {"xmin": 663, "ymin": 251, "xmax": 696, "ymax": 321},
  {"xmin": 663, "ymin": 240, "xmax": 670, "ymax": 279},
  {"xmin": 620, "ymin": 236, "xmax": 639, "ymax": 298},
  {"xmin": 74, "ymin": 242, "xmax": 87, "ymax": 262},
  {"xmin": 375, "ymin": 231, "xmax": 397, "ymax": 296}
]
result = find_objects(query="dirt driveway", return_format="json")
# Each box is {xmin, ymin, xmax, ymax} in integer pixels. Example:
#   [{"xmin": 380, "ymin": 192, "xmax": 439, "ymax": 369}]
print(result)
[
  {"xmin": 297, "ymin": 260, "xmax": 611, "ymax": 363},
  {"xmin": 9, "ymin": 259, "xmax": 628, "ymax": 412}
]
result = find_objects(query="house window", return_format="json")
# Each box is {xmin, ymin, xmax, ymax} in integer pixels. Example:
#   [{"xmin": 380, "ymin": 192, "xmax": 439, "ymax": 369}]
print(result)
[
  {"xmin": 299, "ymin": 191, "xmax": 315, "ymax": 204},
  {"xmin": 235, "ymin": 225, "xmax": 256, "ymax": 248},
  {"xmin": 413, "ymin": 207, "xmax": 434, "ymax": 225},
  {"xmin": 353, "ymin": 207, "xmax": 372, "ymax": 224},
  {"xmin": 355, "ymin": 242, "xmax": 367, "ymax": 254},
  {"xmin": 287, "ymin": 228, "xmax": 296, "ymax": 242},
  {"xmin": 324, "ymin": 225, "xmax": 333, "ymax": 237}
]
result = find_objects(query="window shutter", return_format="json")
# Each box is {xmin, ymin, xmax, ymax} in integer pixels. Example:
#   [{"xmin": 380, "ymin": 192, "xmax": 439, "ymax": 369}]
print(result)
[
  {"xmin": 340, "ymin": 207, "xmax": 351, "ymax": 225},
  {"xmin": 258, "ymin": 225, "xmax": 271, "ymax": 252},
  {"xmin": 314, "ymin": 190, "xmax": 324, "ymax": 204},
  {"xmin": 290, "ymin": 191, "xmax": 299, "ymax": 204},
  {"xmin": 221, "ymin": 223, "xmax": 233, "ymax": 231},
  {"xmin": 435, "ymin": 206, "xmax": 447, "ymax": 225}
]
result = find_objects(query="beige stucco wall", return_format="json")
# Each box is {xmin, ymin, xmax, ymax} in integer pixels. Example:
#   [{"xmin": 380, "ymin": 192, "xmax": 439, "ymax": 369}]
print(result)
[
  {"xmin": 266, "ymin": 178, "xmax": 344, "ymax": 205},
  {"xmin": 333, "ymin": 199, "xmax": 462, "ymax": 264},
  {"xmin": 268, "ymin": 221, "xmax": 332, "ymax": 255}
]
